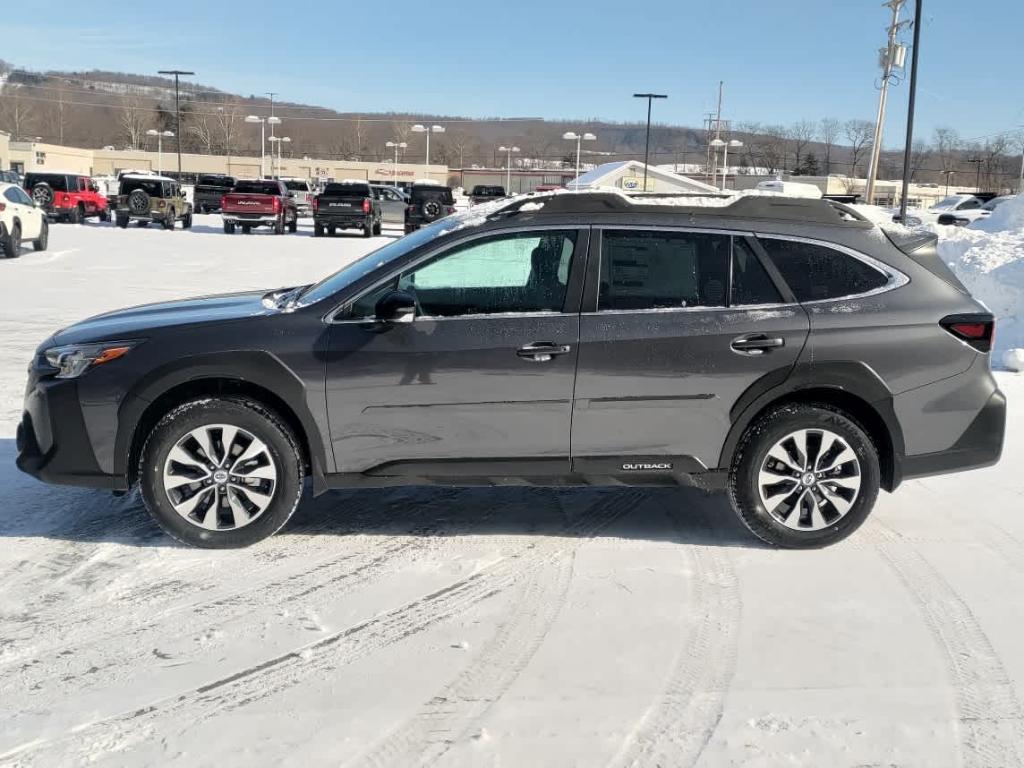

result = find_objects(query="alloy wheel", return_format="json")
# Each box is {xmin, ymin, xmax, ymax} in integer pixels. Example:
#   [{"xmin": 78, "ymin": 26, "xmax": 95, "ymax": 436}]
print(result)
[
  {"xmin": 757, "ymin": 428, "xmax": 861, "ymax": 531},
  {"xmin": 162, "ymin": 423, "xmax": 277, "ymax": 531}
]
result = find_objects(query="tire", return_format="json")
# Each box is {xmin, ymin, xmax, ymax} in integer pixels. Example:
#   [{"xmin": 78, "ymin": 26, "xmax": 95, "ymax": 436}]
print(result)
[
  {"xmin": 223, "ymin": 221, "xmax": 235, "ymax": 234},
  {"xmin": 404, "ymin": 225, "xmax": 415, "ymax": 235},
  {"xmin": 99, "ymin": 208, "xmax": 110, "ymax": 223},
  {"xmin": 183, "ymin": 210, "xmax": 193, "ymax": 230},
  {"xmin": 313, "ymin": 223, "xmax": 323, "ymax": 237},
  {"xmin": 327, "ymin": 225, "xmax": 336, "ymax": 237},
  {"xmin": 33, "ymin": 220, "xmax": 48, "ymax": 251},
  {"xmin": 127, "ymin": 189, "xmax": 151, "ymax": 216},
  {"xmin": 3, "ymin": 223, "xmax": 19, "ymax": 258},
  {"xmin": 116, "ymin": 214, "xmax": 129, "ymax": 229},
  {"xmin": 373, "ymin": 219, "xmax": 382, "ymax": 236},
  {"xmin": 162, "ymin": 212, "xmax": 175, "ymax": 230},
  {"xmin": 362, "ymin": 219, "xmax": 372, "ymax": 238},
  {"xmin": 421, "ymin": 199, "xmax": 442, "ymax": 222},
  {"xmin": 68, "ymin": 205, "xmax": 82, "ymax": 225},
  {"xmin": 273, "ymin": 215, "xmax": 285, "ymax": 235},
  {"xmin": 288, "ymin": 215, "xmax": 298, "ymax": 234},
  {"xmin": 241, "ymin": 225, "xmax": 251, "ymax": 235},
  {"xmin": 31, "ymin": 183, "xmax": 54, "ymax": 210},
  {"xmin": 728, "ymin": 403, "xmax": 880, "ymax": 549},
  {"xmin": 138, "ymin": 397, "xmax": 305, "ymax": 549}
]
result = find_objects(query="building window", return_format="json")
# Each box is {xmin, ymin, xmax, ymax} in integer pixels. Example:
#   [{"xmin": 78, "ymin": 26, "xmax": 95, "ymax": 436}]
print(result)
[{"xmin": 35, "ymin": 152, "xmax": 46, "ymax": 165}]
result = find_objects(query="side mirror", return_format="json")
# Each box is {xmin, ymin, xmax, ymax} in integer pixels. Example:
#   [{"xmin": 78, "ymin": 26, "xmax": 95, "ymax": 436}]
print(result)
[{"xmin": 374, "ymin": 290, "xmax": 416, "ymax": 324}]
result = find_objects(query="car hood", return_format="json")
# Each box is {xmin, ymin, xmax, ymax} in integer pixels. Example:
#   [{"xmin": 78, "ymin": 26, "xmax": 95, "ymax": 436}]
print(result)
[{"xmin": 54, "ymin": 290, "xmax": 274, "ymax": 344}]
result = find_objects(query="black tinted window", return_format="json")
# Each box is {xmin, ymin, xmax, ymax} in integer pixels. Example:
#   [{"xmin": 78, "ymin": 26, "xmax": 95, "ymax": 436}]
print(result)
[
  {"xmin": 411, "ymin": 187, "xmax": 454, "ymax": 205},
  {"xmin": 26, "ymin": 174, "xmax": 70, "ymax": 191},
  {"xmin": 396, "ymin": 230, "xmax": 577, "ymax": 317},
  {"xmin": 599, "ymin": 230, "xmax": 729, "ymax": 311},
  {"xmin": 197, "ymin": 175, "xmax": 235, "ymax": 187},
  {"xmin": 234, "ymin": 180, "xmax": 281, "ymax": 195},
  {"xmin": 324, "ymin": 183, "xmax": 370, "ymax": 196},
  {"xmin": 760, "ymin": 238, "xmax": 888, "ymax": 302},
  {"xmin": 284, "ymin": 180, "xmax": 310, "ymax": 191},
  {"xmin": 121, "ymin": 179, "xmax": 165, "ymax": 196},
  {"xmin": 732, "ymin": 239, "xmax": 782, "ymax": 305}
]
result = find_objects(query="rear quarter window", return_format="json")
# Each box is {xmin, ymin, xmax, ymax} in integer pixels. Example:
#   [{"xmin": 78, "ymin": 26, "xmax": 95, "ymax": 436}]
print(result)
[{"xmin": 759, "ymin": 238, "xmax": 888, "ymax": 302}]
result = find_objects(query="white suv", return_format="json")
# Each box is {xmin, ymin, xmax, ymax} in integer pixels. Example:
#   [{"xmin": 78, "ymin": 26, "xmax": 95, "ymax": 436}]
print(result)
[{"xmin": 0, "ymin": 182, "xmax": 48, "ymax": 258}]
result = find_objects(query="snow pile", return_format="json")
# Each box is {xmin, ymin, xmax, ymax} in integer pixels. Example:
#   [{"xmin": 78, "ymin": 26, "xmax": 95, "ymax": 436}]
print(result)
[{"xmin": 929, "ymin": 195, "xmax": 1024, "ymax": 362}]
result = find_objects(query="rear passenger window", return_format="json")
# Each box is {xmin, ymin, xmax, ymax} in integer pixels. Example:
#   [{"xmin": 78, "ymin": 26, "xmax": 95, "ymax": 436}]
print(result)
[
  {"xmin": 732, "ymin": 239, "xmax": 782, "ymax": 305},
  {"xmin": 599, "ymin": 230, "xmax": 729, "ymax": 311},
  {"xmin": 759, "ymin": 238, "xmax": 887, "ymax": 302}
]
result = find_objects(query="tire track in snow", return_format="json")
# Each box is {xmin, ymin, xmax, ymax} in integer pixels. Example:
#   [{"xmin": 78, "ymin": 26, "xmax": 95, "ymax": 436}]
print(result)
[
  {"xmin": 1, "ymin": 489, "xmax": 464, "ymax": 700},
  {"xmin": 608, "ymin": 496, "xmax": 741, "ymax": 768},
  {"xmin": 3, "ymin": 489, "xmax": 645, "ymax": 765},
  {"xmin": 868, "ymin": 522, "xmax": 1024, "ymax": 768},
  {"xmin": 350, "ymin": 490, "xmax": 586, "ymax": 768}
]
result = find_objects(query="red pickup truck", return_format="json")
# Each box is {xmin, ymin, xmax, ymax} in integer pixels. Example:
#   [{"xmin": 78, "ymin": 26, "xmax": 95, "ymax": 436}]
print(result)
[
  {"xmin": 220, "ymin": 179, "xmax": 298, "ymax": 234},
  {"xmin": 24, "ymin": 172, "xmax": 110, "ymax": 223}
]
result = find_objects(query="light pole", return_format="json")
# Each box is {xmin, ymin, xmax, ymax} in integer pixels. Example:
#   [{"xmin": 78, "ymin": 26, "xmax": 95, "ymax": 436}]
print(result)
[
  {"xmin": 157, "ymin": 70, "xmax": 194, "ymax": 178},
  {"xmin": 709, "ymin": 139, "xmax": 725, "ymax": 189},
  {"xmin": 385, "ymin": 141, "xmax": 408, "ymax": 184},
  {"xmin": 498, "ymin": 145, "xmax": 520, "ymax": 192},
  {"xmin": 146, "ymin": 129, "xmax": 174, "ymax": 175},
  {"xmin": 269, "ymin": 136, "xmax": 291, "ymax": 176},
  {"xmin": 898, "ymin": 0, "xmax": 923, "ymax": 221},
  {"xmin": 563, "ymin": 131, "xmax": 596, "ymax": 190},
  {"xmin": 267, "ymin": 116, "xmax": 282, "ymax": 176},
  {"xmin": 633, "ymin": 93, "xmax": 667, "ymax": 191},
  {"xmin": 245, "ymin": 115, "xmax": 266, "ymax": 177},
  {"xmin": 411, "ymin": 124, "xmax": 445, "ymax": 169}
]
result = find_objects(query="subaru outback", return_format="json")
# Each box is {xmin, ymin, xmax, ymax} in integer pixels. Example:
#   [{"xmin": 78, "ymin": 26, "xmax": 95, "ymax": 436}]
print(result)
[{"xmin": 16, "ymin": 192, "xmax": 1005, "ymax": 549}]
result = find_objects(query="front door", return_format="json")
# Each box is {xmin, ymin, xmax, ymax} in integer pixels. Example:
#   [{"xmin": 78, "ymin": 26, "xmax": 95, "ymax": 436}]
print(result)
[
  {"xmin": 376, "ymin": 186, "xmax": 406, "ymax": 225},
  {"xmin": 571, "ymin": 228, "xmax": 810, "ymax": 471},
  {"xmin": 3, "ymin": 186, "xmax": 43, "ymax": 239},
  {"xmin": 325, "ymin": 227, "xmax": 587, "ymax": 475}
]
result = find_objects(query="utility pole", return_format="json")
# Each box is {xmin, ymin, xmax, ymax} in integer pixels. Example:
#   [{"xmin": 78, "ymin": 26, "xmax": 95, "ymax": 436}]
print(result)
[
  {"xmin": 710, "ymin": 81, "xmax": 724, "ymax": 185},
  {"xmin": 157, "ymin": 69, "xmax": 194, "ymax": 179},
  {"xmin": 898, "ymin": 0, "xmax": 922, "ymax": 223},
  {"xmin": 968, "ymin": 156, "xmax": 983, "ymax": 191},
  {"xmin": 865, "ymin": 0, "xmax": 906, "ymax": 206},
  {"xmin": 633, "ymin": 93, "xmax": 667, "ymax": 190}
]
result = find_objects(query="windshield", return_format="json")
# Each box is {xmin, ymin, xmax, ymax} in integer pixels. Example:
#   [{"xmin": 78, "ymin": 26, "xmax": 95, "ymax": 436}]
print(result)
[
  {"xmin": 234, "ymin": 180, "xmax": 281, "ymax": 195},
  {"xmin": 284, "ymin": 180, "xmax": 311, "ymax": 192},
  {"xmin": 298, "ymin": 219, "xmax": 457, "ymax": 307},
  {"xmin": 983, "ymin": 197, "xmax": 1010, "ymax": 211},
  {"xmin": 324, "ymin": 183, "xmax": 370, "ymax": 196},
  {"xmin": 197, "ymin": 175, "xmax": 234, "ymax": 187},
  {"xmin": 930, "ymin": 195, "xmax": 969, "ymax": 210}
]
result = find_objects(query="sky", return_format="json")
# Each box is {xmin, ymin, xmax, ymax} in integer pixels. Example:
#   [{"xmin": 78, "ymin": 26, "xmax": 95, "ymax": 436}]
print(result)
[{"xmin": 3, "ymin": 0, "xmax": 1022, "ymax": 147}]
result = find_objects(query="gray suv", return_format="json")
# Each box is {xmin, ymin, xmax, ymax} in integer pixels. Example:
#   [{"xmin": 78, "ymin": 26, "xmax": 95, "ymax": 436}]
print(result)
[{"xmin": 16, "ymin": 192, "xmax": 1004, "ymax": 549}]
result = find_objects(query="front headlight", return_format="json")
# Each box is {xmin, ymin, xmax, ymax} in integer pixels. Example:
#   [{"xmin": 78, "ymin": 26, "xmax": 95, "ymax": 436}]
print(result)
[{"xmin": 44, "ymin": 341, "xmax": 138, "ymax": 379}]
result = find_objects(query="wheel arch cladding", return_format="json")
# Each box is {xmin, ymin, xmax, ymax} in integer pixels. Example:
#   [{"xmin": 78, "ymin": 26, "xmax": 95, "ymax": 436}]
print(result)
[
  {"xmin": 720, "ymin": 362, "xmax": 904, "ymax": 492},
  {"xmin": 118, "ymin": 353, "xmax": 326, "ymax": 487}
]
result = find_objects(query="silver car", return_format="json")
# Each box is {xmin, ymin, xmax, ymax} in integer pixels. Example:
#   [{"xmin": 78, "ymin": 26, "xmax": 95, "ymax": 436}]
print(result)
[
  {"xmin": 371, "ymin": 184, "xmax": 408, "ymax": 227},
  {"xmin": 280, "ymin": 178, "xmax": 315, "ymax": 215}
]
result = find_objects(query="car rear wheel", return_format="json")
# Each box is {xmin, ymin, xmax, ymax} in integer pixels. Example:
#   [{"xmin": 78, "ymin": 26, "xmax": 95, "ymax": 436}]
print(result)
[
  {"xmin": 139, "ymin": 397, "xmax": 304, "ymax": 548},
  {"xmin": 273, "ymin": 215, "xmax": 285, "ymax": 235},
  {"xmin": 162, "ymin": 212, "xmax": 175, "ymax": 230},
  {"xmin": 68, "ymin": 205, "xmax": 82, "ymax": 225},
  {"xmin": 327, "ymin": 225, "xmax": 336, "ymax": 237},
  {"xmin": 33, "ymin": 220, "xmax": 48, "ymax": 251},
  {"xmin": 362, "ymin": 220, "xmax": 372, "ymax": 237},
  {"xmin": 241, "ymin": 225, "xmax": 251, "ymax": 235},
  {"xmin": 116, "ymin": 214, "xmax": 129, "ymax": 229},
  {"xmin": 288, "ymin": 216, "xmax": 298, "ymax": 234},
  {"xmin": 183, "ymin": 210, "xmax": 193, "ymax": 229},
  {"xmin": 372, "ymin": 219, "xmax": 382, "ymax": 235},
  {"xmin": 728, "ymin": 403, "xmax": 880, "ymax": 548},
  {"xmin": 223, "ymin": 221, "xmax": 235, "ymax": 234},
  {"xmin": 3, "ymin": 223, "xmax": 20, "ymax": 258},
  {"xmin": 313, "ymin": 223, "xmax": 323, "ymax": 237}
]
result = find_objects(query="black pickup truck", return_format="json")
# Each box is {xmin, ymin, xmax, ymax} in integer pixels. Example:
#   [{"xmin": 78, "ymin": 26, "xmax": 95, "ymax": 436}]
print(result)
[
  {"xmin": 469, "ymin": 185, "xmax": 506, "ymax": 205},
  {"xmin": 312, "ymin": 181, "xmax": 382, "ymax": 237},
  {"xmin": 193, "ymin": 174, "xmax": 236, "ymax": 213}
]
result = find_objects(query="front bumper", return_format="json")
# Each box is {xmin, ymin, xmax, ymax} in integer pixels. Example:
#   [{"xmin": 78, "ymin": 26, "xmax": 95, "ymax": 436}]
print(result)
[
  {"xmin": 900, "ymin": 388, "xmax": 1006, "ymax": 482},
  {"xmin": 16, "ymin": 372, "xmax": 127, "ymax": 490}
]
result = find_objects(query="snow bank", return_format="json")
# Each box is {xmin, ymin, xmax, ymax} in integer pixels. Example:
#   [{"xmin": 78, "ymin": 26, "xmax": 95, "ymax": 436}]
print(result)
[{"xmin": 973, "ymin": 193, "xmax": 1024, "ymax": 234}]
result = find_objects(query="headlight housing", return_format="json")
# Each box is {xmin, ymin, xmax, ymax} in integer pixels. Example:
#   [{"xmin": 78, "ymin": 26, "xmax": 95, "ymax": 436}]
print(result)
[{"xmin": 43, "ymin": 341, "xmax": 138, "ymax": 379}]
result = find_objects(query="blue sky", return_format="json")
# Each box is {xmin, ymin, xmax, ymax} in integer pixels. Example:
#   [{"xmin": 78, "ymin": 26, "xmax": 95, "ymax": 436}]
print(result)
[{"xmin": 4, "ymin": 0, "xmax": 1022, "ymax": 146}]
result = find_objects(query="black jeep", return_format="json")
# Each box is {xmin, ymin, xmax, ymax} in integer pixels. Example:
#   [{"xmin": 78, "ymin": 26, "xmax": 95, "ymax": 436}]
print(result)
[{"xmin": 404, "ymin": 183, "xmax": 456, "ymax": 234}]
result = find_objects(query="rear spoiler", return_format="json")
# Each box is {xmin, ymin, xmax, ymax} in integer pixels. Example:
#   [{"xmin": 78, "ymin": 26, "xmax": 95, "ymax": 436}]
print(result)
[{"xmin": 883, "ymin": 229, "xmax": 969, "ymax": 294}]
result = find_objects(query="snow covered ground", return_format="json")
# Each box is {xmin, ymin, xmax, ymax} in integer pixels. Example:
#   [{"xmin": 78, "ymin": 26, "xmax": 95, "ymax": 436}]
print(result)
[{"xmin": 1, "ymin": 215, "xmax": 1023, "ymax": 767}]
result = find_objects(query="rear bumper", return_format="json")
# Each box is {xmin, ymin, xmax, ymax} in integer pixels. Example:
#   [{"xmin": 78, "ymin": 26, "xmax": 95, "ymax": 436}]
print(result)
[
  {"xmin": 223, "ymin": 213, "xmax": 278, "ymax": 225},
  {"xmin": 16, "ymin": 375, "xmax": 126, "ymax": 491},
  {"xmin": 314, "ymin": 213, "xmax": 368, "ymax": 227},
  {"xmin": 899, "ymin": 388, "xmax": 1006, "ymax": 482}
]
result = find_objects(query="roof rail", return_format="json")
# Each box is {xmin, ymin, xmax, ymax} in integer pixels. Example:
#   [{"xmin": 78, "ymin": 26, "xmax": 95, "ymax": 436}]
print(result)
[{"xmin": 494, "ymin": 190, "xmax": 872, "ymax": 226}]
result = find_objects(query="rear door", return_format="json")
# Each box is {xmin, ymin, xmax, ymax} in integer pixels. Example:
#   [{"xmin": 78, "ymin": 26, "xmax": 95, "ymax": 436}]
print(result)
[
  {"xmin": 325, "ymin": 226, "xmax": 587, "ymax": 475},
  {"xmin": 4, "ymin": 186, "xmax": 42, "ymax": 239},
  {"xmin": 571, "ymin": 227, "xmax": 810, "ymax": 472},
  {"xmin": 376, "ymin": 187, "xmax": 406, "ymax": 224}
]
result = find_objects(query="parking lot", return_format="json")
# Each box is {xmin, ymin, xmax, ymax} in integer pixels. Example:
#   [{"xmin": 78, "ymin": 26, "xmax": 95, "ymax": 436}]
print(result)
[{"xmin": 1, "ymin": 216, "xmax": 1023, "ymax": 767}]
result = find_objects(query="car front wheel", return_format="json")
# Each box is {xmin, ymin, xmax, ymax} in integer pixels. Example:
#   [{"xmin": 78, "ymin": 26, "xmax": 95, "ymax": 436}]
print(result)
[
  {"xmin": 33, "ymin": 220, "xmax": 48, "ymax": 251},
  {"xmin": 728, "ymin": 403, "xmax": 879, "ymax": 548},
  {"xmin": 139, "ymin": 397, "xmax": 304, "ymax": 548}
]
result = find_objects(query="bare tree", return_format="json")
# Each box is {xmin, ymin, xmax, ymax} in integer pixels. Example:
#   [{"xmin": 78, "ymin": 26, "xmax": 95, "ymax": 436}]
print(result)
[
  {"xmin": 215, "ymin": 100, "xmax": 242, "ymax": 155},
  {"xmin": 753, "ymin": 125, "xmax": 787, "ymax": 175},
  {"xmin": 978, "ymin": 134, "xmax": 1010, "ymax": 191},
  {"xmin": 787, "ymin": 119, "xmax": 817, "ymax": 174},
  {"xmin": 118, "ymin": 94, "xmax": 149, "ymax": 149},
  {"xmin": 186, "ymin": 109, "xmax": 215, "ymax": 154},
  {"xmin": 932, "ymin": 127, "xmax": 961, "ymax": 175},
  {"xmin": 0, "ymin": 90, "xmax": 36, "ymax": 139},
  {"xmin": 843, "ymin": 119, "xmax": 875, "ymax": 176},
  {"xmin": 908, "ymin": 139, "xmax": 929, "ymax": 182},
  {"xmin": 819, "ymin": 117, "xmax": 841, "ymax": 175}
]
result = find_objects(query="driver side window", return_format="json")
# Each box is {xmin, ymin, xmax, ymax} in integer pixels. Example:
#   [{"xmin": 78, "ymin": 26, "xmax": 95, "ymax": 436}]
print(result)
[{"xmin": 396, "ymin": 230, "xmax": 577, "ymax": 317}]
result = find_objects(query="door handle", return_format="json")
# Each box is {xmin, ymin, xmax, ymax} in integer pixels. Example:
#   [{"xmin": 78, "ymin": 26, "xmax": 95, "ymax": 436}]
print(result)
[
  {"xmin": 731, "ymin": 334, "xmax": 785, "ymax": 355},
  {"xmin": 517, "ymin": 342, "xmax": 572, "ymax": 362}
]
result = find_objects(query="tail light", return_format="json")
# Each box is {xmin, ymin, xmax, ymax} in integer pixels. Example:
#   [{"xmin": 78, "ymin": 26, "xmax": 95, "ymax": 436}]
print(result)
[
  {"xmin": 273, "ymin": 197, "xmax": 282, "ymax": 213},
  {"xmin": 941, "ymin": 314, "xmax": 994, "ymax": 353},
  {"xmin": 312, "ymin": 196, "xmax": 319, "ymax": 212},
  {"xmin": 157, "ymin": 200, "xmax": 166, "ymax": 209},
  {"xmin": 221, "ymin": 195, "xmax": 228, "ymax": 209},
  {"xmin": 0, "ymin": 202, "xmax": 5, "ymax": 212},
  {"xmin": 362, "ymin": 198, "xmax": 371, "ymax": 214}
]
